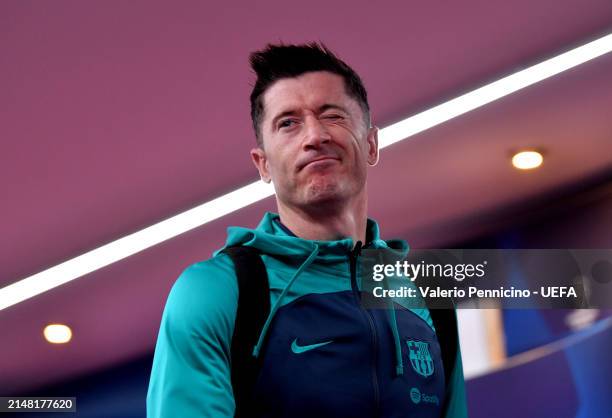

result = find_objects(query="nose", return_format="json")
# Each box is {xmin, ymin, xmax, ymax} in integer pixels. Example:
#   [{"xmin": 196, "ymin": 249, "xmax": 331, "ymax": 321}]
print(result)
[{"xmin": 302, "ymin": 115, "xmax": 331, "ymax": 149}]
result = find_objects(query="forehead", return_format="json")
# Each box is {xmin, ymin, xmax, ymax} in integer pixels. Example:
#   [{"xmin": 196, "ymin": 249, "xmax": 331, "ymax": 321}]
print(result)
[{"xmin": 262, "ymin": 71, "xmax": 359, "ymax": 121}]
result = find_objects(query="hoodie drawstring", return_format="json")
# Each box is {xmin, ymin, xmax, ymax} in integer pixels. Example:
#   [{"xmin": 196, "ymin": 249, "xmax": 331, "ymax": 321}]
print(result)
[
  {"xmin": 387, "ymin": 296, "xmax": 404, "ymax": 376},
  {"xmin": 252, "ymin": 244, "xmax": 320, "ymax": 358},
  {"xmin": 374, "ymin": 250, "xmax": 405, "ymax": 377}
]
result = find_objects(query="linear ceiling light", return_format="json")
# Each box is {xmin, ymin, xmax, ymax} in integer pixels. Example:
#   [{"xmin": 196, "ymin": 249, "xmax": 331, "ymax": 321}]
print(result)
[
  {"xmin": 0, "ymin": 181, "xmax": 274, "ymax": 310},
  {"xmin": 1, "ymin": 32, "xmax": 611, "ymax": 311},
  {"xmin": 378, "ymin": 33, "xmax": 612, "ymax": 147}
]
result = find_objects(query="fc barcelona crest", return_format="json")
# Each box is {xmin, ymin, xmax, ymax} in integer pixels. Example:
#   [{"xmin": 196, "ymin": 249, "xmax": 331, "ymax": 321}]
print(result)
[{"xmin": 406, "ymin": 340, "xmax": 434, "ymax": 377}]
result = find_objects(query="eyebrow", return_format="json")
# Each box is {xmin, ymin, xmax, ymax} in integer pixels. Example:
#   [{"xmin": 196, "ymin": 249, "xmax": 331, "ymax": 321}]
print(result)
[{"xmin": 270, "ymin": 103, "xmax": 349, "ymax": 129}]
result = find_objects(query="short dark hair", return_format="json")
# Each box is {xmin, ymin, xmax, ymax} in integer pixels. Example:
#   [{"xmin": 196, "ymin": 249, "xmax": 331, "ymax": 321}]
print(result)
[{"xmin": 249, "ymin": 42, "xmax": 371, "ymax": 146}]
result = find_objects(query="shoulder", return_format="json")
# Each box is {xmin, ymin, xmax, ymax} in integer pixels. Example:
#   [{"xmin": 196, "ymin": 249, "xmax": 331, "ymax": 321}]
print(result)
[
  {"xmin": 171, "ymin": 252, "xmax": 237, "ymax": 298},
  {"xmin": 163, "ymin": 252, "xmax": 239, "ymax": 335}
]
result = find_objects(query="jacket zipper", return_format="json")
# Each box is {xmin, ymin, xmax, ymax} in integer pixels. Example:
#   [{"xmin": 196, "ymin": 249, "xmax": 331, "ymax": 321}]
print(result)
[{"xmin": 350, "ymin": 241, "xmax": 380, "ymax": 416}]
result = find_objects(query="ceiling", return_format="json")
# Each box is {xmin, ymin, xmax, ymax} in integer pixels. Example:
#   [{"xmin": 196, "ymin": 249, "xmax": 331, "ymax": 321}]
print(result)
[{"xmin": 1, "ymin": 0, "xmax": 611, "ymax": 394}]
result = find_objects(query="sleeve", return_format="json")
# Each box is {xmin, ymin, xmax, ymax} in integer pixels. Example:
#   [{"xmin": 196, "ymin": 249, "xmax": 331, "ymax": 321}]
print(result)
[
  {"xmin": 443, "ymin": 315, "xmax": 469, "ymax": 418},
  {"xmin": 146, "ymin": 254, "xmax": 239, "ymax": 418}
]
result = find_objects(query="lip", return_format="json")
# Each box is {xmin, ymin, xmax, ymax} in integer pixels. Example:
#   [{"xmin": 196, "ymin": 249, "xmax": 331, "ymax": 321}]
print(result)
[{"xmin": 299, "ymin": 156, "xmax": 340, "ymax": 171}]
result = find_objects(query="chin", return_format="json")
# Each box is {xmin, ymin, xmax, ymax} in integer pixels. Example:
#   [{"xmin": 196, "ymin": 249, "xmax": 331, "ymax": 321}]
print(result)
[{"xmin": 303, "ymin": 181, "xmax": 348, "ymax": 206}]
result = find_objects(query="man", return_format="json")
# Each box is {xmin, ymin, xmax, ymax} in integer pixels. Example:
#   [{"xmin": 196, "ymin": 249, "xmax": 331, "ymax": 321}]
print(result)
[{"xmin": 147, "ymin": 43, "xmax": 467, "ymax": 418}]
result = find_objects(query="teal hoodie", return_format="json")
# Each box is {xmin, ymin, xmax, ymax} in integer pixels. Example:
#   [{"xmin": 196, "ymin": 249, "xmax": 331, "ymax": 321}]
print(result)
[{"xmin": 147, "ymin": 212, "xmax": 468, "ymax": 417}]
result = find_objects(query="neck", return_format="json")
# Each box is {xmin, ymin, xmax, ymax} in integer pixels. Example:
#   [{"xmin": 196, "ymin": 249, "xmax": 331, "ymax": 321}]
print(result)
[{"xmin": 277, "ymin": 189, "xmax": 368, "ymax": 245}]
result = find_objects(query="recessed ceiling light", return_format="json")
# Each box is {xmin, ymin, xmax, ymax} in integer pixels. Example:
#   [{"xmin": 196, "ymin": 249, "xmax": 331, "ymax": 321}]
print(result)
[
  {"xmin": 1, "ymin": 32, "xmax": 611, "ymax": 311},
  {"xmin": 512, "ymin": 150, "xmax": 543, "ymax": 170},
  {"xmin": 43, "ymin": 323, "xmax": 72, "ymax": 344}
]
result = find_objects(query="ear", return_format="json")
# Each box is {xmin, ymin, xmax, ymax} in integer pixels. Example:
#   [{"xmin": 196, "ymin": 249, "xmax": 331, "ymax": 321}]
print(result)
[
  {"xmin": 366, "ymin": 126, "xmax": 379, "ymax": 166},
  {"xmin": 250, "ymin": 147, "xmax": 272, "ymax": 183}
]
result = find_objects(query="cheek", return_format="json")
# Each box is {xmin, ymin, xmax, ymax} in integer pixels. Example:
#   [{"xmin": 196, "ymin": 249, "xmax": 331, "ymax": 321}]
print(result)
[
  {"xmin": 349, "ymin": 140, "xmax": 367, "ymax": 164},
  {"xmin": 268, "ymin": 149, "xmax": 294, "ymax": 179},
  {"xmin": 336, "ymin": 125, "xmax": 367, "ymax": 157}
]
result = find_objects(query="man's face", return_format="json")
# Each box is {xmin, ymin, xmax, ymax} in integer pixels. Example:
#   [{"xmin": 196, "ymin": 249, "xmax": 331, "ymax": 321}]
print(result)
[{"xmin": 250, "ymin": 71, "xmax": 378, "ymax": 211}]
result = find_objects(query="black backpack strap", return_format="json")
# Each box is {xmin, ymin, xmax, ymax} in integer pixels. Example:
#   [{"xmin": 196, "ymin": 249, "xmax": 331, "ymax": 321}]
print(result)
[
  {"xmin": 428, "ymin": 306, "xmax": 459, "ymax": 411},
  {"xmin": 222, "ymin": 246, "xmax": 271, "ymax": 418}
]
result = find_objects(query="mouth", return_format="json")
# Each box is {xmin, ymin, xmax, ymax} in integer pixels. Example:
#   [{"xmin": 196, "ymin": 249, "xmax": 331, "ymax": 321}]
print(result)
[{"xmin": 299, "ymin": 156, "xmax": 340, "ymax": 171}]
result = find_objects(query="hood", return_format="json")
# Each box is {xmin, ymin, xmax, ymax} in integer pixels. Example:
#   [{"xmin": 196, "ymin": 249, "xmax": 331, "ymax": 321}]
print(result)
[{"xmin": 215, "ymin": 211, "xmax": 408, "ymax": 258}]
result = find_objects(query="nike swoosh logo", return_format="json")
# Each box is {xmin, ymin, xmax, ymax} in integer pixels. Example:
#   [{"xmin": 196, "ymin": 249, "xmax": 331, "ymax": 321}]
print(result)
[{"xmin": 291, "ymin": 338, "xmax": 333, "ymax": 354}]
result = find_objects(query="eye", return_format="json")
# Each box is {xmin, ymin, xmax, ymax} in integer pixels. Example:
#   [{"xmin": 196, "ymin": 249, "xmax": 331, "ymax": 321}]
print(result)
[
  {"xmin": 278, "ymin": 119, "xmax": 297, "ymax": 129},
  {"xmin": 323, "ymin": 113, "xmax": 344, "ymax": 121}
]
